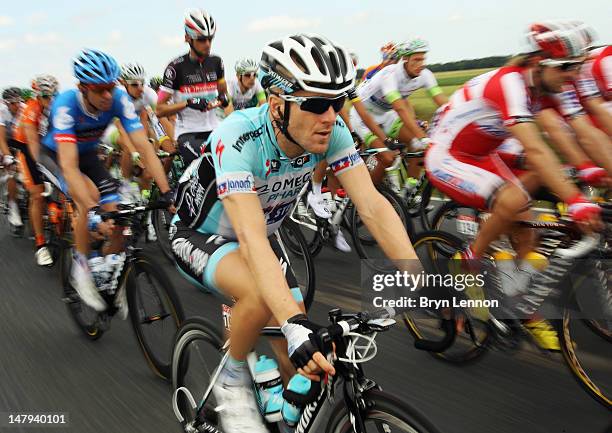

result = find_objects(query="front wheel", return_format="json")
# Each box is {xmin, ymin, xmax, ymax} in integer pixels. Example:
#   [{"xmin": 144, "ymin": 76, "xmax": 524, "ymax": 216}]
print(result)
[
  {"xmin": 325, "ymin": 388, "xmax": 442, "ymax": 433},
  {"xmin": 126, "ymin": 254, "xmax": 185, "ymax": 380}
]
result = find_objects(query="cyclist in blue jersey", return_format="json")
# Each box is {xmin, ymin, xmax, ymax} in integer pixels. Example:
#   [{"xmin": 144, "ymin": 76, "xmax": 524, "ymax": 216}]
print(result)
[
  {"xmin": 171, "ymin": 33, "xmax": 422, "ymax": 432},
  {"xmin": 39, "ymin": 49, "xmax": 173, "ymax": 313}
]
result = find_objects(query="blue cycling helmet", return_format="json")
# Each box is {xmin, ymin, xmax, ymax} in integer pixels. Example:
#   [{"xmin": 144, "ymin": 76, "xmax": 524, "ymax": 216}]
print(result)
[{"xmin": 73, "ymin": 49, "xmax": 121, "ymax": 84}]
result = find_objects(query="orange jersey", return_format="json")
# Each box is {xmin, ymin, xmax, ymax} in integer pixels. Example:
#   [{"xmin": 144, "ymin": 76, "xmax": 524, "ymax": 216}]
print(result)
[{"xmin": 13, "ymin": 99, "xmax": 42, "ymax": 144}]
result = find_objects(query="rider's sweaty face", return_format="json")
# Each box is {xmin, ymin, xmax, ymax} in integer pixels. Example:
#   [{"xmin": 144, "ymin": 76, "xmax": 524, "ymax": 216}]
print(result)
[
  {"xmin": 125, "ymin": 80, "xmax": 144, "ymax": 99},
  {"xmin": 541, "ymin": 65, "xmax": 580, "ymax": 93},
  {"xmin": 406, "ymin": 53, "xmax": 426, "ymax": 77},
  {"xmin": 288, "ymin": 91, "xmax": 338, "ymax": 154},
  {"xmin": 239, "ymin": 73, "xmax": 256, "ymax": 90},
  {"xmin": 84, "ymin": 84, "xmax": 115, "ymax": 111},
  {"xmin": 191, "ymin": 37, "xmax": 212, "ymax": 57}
]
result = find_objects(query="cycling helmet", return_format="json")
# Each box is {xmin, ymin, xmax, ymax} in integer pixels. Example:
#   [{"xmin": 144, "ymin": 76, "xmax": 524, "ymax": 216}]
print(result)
[
  {"xmin": 32, "ymin": 74, "xmax": 59, "ymax": 96},
  {"xmin": 394, "ymin": 38, "xmax": 429, "ymax": 59},
  {"xmin": 259, "ymin": 33, "xmax": 356, "ymax": 96},
  {"xmin": 184, "ymin": 9, "xmax": 216, "ymax": 39},
  {"xmin": 121, "ymin": 62, "xmax": 146, "ymax": 81},
  {"xmin": 2, "ymin": 87, "xmax": 22, "ymax": 102},
  {"xmin": 380, "ymin": 42, "xmax": 397, "ymax": 61},
  {"xmin": 525, "ymin": 21, "xmax": 587, "ymax": 60},
  {"xmin": 349, "ymin": 50, "xmax": 359, "ymax": 66},
  {"xmin": 235, "ymin": 58, "xmax": 258, "ymax": 75},
  {"xmin": 149, "ymin": 76, "xmax": 163, "ymax": 91},
  {"xmin": 73, "ymin": 49, "xmax": 121, "ymax": 84}
]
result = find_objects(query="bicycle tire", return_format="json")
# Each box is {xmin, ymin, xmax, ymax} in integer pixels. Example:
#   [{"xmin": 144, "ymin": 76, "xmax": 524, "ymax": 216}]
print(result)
[
  {"xmin": 277, "ymin": 220, "xmax": 317, "ymax": 311},
  {"xmin": 126, "ymin": 253, "xmax": 185, "ymax": 380},
  {"xmin": 152, "ymin": 208, "xmax": 175, "ymax": 263},
  {"xmin": 325, "ymin": 388, "xmax": 442, "ymax": 433},
  {"xmin": 403, "ymin": 230, "xmax": 491, "ymax": 364},
  {"xmin": 172, "ymin": 317, "xmax": 225, "ymax": 431}
]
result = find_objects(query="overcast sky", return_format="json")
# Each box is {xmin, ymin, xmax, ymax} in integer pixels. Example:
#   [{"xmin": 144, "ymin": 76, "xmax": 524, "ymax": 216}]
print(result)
[{"xmin": 1, "ymin": 0, "xmax": 610, "ymax": 89}]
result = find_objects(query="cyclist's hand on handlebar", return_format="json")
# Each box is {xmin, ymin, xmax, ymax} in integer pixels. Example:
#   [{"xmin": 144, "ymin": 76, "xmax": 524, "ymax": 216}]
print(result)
[
  {"xmin": 186, "ymin": 97, "xmax": 208, "ymax": 111},
  {"xmin": 350, "ymin": 131, "xmax": 363, "ymax": 150},
  {"xmin": 410, "ymin": 137, "xmax": 431, "ymax": 151},
  {"xmin": 2, "ymin": 154, "xmax": 15, "ymax": 166},
  {"xmin": 282, "ymin": 314, "xmax": 335, "ymax": 381},
  {"xmin": 158, "ymin": 189, "xmax": 176, "ymax": 213},
  {"xmin": 384, "ymin": 137, "xmax": 403, "ymax": 151},
  {"xmin": 577, "ymin": 162, "xmax": 608, "ymax": 187},
  {"xmin": 568, "ymin": 194, "xmax": 603, "ymax": 233}
]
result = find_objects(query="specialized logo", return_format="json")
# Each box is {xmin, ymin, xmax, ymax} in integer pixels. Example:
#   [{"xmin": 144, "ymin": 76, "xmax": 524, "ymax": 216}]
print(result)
[
  {"xmin": 53, "ymin": 106, "xmax": 74, "ymax": 130},
  {"xmin": 215, "ymin": 139, "xmax": 225, "ymax": 167},
  {"xmin": 232, "ymin": 125, "xmax": 264, "ymax": 152},
  {"xmin": 261, "ymin": 70, "xmax": 295, "ymax": 94}
]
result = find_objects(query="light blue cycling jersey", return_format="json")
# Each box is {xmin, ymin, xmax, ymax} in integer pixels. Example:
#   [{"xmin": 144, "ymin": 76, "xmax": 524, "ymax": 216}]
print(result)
[
  {"xmin": 42, "ymin": 88, "xmax": 143, "ymax": 153},
  {"xmin": 174, "ymin": 103, "xmax": 362, "ymax": 239}
]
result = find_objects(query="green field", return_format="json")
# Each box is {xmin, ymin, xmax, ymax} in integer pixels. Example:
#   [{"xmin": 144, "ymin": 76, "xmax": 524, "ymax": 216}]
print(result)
[{"xmin": 410, "ymin": 68, "xmax": 493, "ymax": 121}]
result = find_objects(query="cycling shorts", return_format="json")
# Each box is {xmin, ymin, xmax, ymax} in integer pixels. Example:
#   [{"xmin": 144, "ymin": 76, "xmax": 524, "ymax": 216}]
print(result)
[
  {"xmin": 171, "ymin": 219, "xmax": 304, "ymax": 303},
  {"xmin": 177, "ymin": 131, "xmax": 211, "ymax": 167},
  {"xmin": 7, "ymin": 139, "xmax": 43, "ymax": 188}
]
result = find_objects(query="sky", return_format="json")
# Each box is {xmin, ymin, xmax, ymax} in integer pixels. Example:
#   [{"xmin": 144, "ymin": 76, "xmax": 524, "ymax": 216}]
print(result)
[{"xmin": 1, "ymin": 0, "xmax": 611, "ymax": 89}]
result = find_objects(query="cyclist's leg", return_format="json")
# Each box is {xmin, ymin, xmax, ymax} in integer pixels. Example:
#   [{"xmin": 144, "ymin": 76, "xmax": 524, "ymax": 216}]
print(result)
[
  {"xmin": 6, "ymin": 141, "xmax": 20, "ymax": 219},
  {"xmin": 16, "ymin": 147, "xmax": 46, "ymax": 250},
  {"xmin": 395, "ymin": 119, "xmax": 425, "ymax": 179}
]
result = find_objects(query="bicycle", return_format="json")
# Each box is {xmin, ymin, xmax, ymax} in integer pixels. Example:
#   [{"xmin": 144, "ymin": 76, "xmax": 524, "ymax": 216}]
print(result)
[
  {"xmin": 403, "ymin": 208, "xmax": 612, "ymax": 410},
  {"xmin": 171, "ymin": 306, "xmax": 443, "ymax": 433},
  {"xmin": 60, "ymin": 201, "xmax": 185, "ymax": 380}
]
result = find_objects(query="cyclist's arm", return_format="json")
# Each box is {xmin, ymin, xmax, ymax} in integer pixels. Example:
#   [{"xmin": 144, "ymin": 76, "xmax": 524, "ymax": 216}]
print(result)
[
  {"xmin": 583, "ymin": 97, "xmax": 612, "ymax": 137},
  {"xmin": 509, "ymin": 122, "xmax": 582, "ymax": 202},
  {"xmin": 536, "ymin": 109, "xmax": 590, "ymax": 167},
  {"xmin": 127, "ymin": 128, "xmax": 170, "ymax": 192},
  {"xmin": 156, "ymin": 91, "xmax": 188, "ymax": 118},
  {"xmin": 0, "ymin": 125, "xmax": 10, "ymax": 155},
  {"xmin": 337, "ymin": 163, "xmax": 418, "ymax": 263},
  {"xmin": 432, "ymin": 93, "xmax": 448, "ymax": 107},
  {"xmin": 57, "ymin": 142, "xmax": 97, "ymax": 208},
  {"xmin": 23, "ymin": 123, "xmax": 41, "ymax": 160},
  {"xmin": 390, "ymin": 97, "xmax": 426, "ymax": 139},
  {"xmin": 567, "ymin": 113, "xmax": 612, "ymax": 174},
  {"xmin": 224, "ymin": 101, "xmax": 234, "ymax": 116},
  {"xmin": 222, "ymin": 193, "xmax": 303, "ymax": 323},
  {"xmin": 114, "ymin": 119, "xmax": 139, "ymax": 156}
]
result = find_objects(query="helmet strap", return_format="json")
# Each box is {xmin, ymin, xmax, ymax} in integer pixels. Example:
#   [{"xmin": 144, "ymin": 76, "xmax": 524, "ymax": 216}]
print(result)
[{"xmin": 273, "ymin": 100, "xmax": 307, "ymax": 152}]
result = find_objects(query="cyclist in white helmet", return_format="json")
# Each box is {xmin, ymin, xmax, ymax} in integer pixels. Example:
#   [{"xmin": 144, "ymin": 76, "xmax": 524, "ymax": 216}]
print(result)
[
  {"xmin": 171, "ymin": 33, "xmax": 422, "ymax": 432},
  {"xmin": 225, "ymin": 58, "xmax": 266, "ymax": 114},
  {"xmin": 350, "ymin": 37, "xmax": 448, "ymax": 184}
]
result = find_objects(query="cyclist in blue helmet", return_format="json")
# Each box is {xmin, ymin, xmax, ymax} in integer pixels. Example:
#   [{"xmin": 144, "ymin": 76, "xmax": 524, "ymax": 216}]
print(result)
[{"xmin": 38, "ymin": 49, "xmax": 174, "ymax": 314}]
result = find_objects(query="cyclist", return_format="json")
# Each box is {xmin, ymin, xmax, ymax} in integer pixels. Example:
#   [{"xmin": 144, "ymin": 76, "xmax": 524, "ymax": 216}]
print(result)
[
  {"xmin": 425, "ymin": 21, "xmax": 601, "ymax": 350},
  {"xmin": 149, "ymin": 76, "xmax": 163, "ymax": 92},
  {"xmin": 11, "ymin": 75, "xmax": 60, "ymax": 265},
  {"xmin": 38, "ymin": 49, "xmax": 173, "ymax": 313},
  {"xmin": 578, "ymin": 43, "xmax": 612, "ymax": 135},
  {"xmin": 171, "ymin": 33, "xmax": 421, "ymax": 432},
  {"xmin": 350, "ymin": 37, "xmax": 448, "ymax": 184},
  {"xmin": 362, "ymin": 42, "xmax": 398, "ymax": 81},
  {"xmin": 0, "ymin": 87, "xmax": 25, "ymax": 229},
  {"xmin": 156, "ymin": 8, "xmax": 229, "ymax": 167},
  {"xmin": 225, "ymin": 58, "xmax": 266, "ymax": 113}
]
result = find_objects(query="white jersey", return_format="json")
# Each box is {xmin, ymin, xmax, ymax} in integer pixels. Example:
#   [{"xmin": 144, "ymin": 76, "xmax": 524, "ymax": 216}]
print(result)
[
  {"xmin": 357, "ymin": 61, "xmax": 440, "ymax": 115},
  {"xmin": 227, "ymin": 78, "xmax": 264, "ymax": 110},
  {"xmin": 117, "ymin": 85, "xmax": 157, "ymax": 114},
  {"xmin": 0, "ymin": 101, "xmax": 23, "ymax": 141}
]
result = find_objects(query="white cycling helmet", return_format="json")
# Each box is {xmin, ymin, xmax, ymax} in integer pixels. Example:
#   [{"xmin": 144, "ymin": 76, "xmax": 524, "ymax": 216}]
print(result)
[
  {"xmin": 394, "ymin": 38, "xmax": 429, "ymax": 59},
  {"xmin": 524, "ymin": 20, "xmax": 588, "ymax": 62},
  {"xmin": 184, "ymin": 9, "xmax": 216, "ymax": 39},
  {"xmin": 258, "ymin": 33, "xmax": 356, "ymax": 96},
  {"xmin": 32, "ymin": 74, "xmax": 59, "ymax": 96},
  {"xmin": 120, "ymin": 62, "xmax": 146, "ymax": 81},
  {"xmin": 235, "ymin": 58, "xmax": 258, "ymax": 75}
]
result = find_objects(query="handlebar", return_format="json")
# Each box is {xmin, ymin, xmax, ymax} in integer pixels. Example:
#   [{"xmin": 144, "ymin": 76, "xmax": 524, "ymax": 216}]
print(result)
[{"xmin": 99, "ymin": 200, "xmax": 170, "ymax": 222}]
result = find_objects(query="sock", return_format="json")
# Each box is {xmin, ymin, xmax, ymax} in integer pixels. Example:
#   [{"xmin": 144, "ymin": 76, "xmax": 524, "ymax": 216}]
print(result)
[
  {"xmin": 35, "ymin": 235, "xmax": 46, "ymax": 248},
  {"xmin": 311, "ymin": 181, "xmax": 322, "ymax": 196},
  {"xmin": 218, "ymin": 355, "xmax": 250, "ymax": 387}
]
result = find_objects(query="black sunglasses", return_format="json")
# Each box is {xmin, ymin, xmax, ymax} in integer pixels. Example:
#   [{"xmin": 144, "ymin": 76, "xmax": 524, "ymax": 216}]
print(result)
[
  {"xmin": 280, "ymin": 94, "xmax": 346, "ymax": 115},
  {"xmin": 194, "ymin": 36, "xmax": 213, "ymax": 42},
  {"xmin": 556, "ymin": 62, "xmax": 583, "ymax": 72}
]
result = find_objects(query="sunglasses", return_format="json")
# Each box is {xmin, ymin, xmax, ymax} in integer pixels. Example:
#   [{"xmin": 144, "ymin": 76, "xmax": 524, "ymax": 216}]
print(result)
[
  {"xmin": 194, "ymin": 36, "xmax": 213, "ymax": 42},
  {"xmin": 241, "ymin": 72, "xmax": 256, "ymax": 79},
  {"xmin": 86, "ymin": 83, "xmax": 116, "ymax": 94},
  {"xmin": 556, "ymin": 62, "xmax": 583, "ymax": 72},
  {"xmin": 40, "ymin": 94, "xmax": 56, "ymax": 100},
  {"xmin": 126, "ymin": 80, "xmax": 144, "ymax": 87},
  {"xmin": 279, "ymin": 94, "xmax": 346, "ymax": 115},
  {"xmin": 540, "ymin": 58, "xmax": 584, "ymax": 72}
]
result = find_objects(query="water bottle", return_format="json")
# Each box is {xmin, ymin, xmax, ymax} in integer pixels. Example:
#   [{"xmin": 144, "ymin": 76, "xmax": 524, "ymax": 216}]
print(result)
[
  {"xmin": 105, "ymin": 253, "xmax": 126, "ymax": 293},
  {"xmin": 248, "ymin": 353, "xmax": 283, "ymax": 422},
  {"xmin": 282, "ymin": 374, "xmax": 314, "ymax": 427},
  {"xmin": 88, "ymin": 254, "xmax": 109, "ymax": 291}
]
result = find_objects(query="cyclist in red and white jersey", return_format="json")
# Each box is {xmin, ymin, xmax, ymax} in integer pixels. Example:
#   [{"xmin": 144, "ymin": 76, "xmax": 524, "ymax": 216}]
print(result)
[
  {"xmin": 577, "ymin": 44, "xmax": 612, "ymax": 135},
  {"xmin": 426, "ymin": 21, "xmax": 602, "ymax": 350}
]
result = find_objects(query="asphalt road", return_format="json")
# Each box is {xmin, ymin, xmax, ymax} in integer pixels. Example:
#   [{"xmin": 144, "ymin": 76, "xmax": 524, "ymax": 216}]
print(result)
[{"xmin": 0, "ymin": 222, "xmax": 611, "ymax": 433}]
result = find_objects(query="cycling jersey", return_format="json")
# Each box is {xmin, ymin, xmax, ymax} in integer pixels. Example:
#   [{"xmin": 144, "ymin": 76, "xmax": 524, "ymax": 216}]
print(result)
[
  {"xmin": 587, "ymin": 46, "xmax": 612, "ymax": 101},
  {"xmin": 357, "ymin": 61, "xmax": 442, "ymax": 116},
  {"xmin": 117, "ymin": 85, "xmax": 158, "ymax": 114},
  {"xmin": 174, "ymin": 104, "xmax": 362, "ymax": 239},
  {"xmin": 0, "ymin": 101, "xmax": 23, "ymax": 141},
  {"xmin": 42, "ymin": 88, "xmax": 143, "ymax": 153},
  {"xmin": 160, "ymin": 53, "xmax": 225, "ymax": 137},
  {"xmin": 227, "ymin": 78, "xmax": 265, "ymax": 110},
  {"xmin": 13, "ymin": 99, "xmax": 49, "ymax": 143}
]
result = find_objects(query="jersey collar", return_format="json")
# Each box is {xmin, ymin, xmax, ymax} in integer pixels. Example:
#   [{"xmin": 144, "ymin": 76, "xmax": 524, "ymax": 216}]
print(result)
[{"xmin": 77, "ymin": 90, "xmax": 101, "ymax": 120}]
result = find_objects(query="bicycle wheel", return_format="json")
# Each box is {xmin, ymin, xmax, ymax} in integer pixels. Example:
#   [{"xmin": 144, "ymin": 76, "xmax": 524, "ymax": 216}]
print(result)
[
  {"xmin": 325, "ymin": 388, "xmax": 442, "ymax": 433},
  {"xmin": 172, "ymin": 317, "xmax": 225, "ymax": 431},
  {"xmin": 60, "ymin": 245, "xmax": 105, "ymax": 340},
  {"xmin": 288, "ymin": 195, "xmax": 324, "ymax": 257},
  {"xmin": 403, "ymin": 230, "xmax": 490, "ymax": 364},
  {"xmin": 351, "ymin": 184, "xmax": 412, "ymax": 269},
  {"xmin": 276, "ymin": 220, "xmax": 316, "ymax": 311},
  {"xmin": 558, "ymin": 307, "xmax": 612, "ymax": 410},
  {"xmin": 152, "ymin": 208, "xmax": 175, "ymax": 263},
  {"xmin": 126, "ymin": 253, "xmax": 185, "ymax": 380}
]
